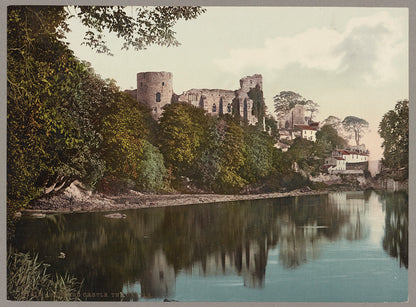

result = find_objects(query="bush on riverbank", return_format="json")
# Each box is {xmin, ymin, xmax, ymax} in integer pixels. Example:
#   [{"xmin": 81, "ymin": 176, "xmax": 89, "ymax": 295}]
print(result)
[{"xmin": 7, "ymin": 249, "xmax": 82, "ymax": 301}]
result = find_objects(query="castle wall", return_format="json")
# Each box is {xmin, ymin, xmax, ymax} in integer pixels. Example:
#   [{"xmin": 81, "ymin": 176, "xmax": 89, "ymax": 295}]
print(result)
[
  {"xmin": 177, "ymin": 89, "xmax": 235, "ymax": 116},
  {"xmin": 235, "ymin": 75, "xmax": 262, "ymax": 125},
  {"xmin": 239, "ymin": 74, "xmax": 263, "ymax": 92},
  {"xmin": 134, "ymin": 72, "xmax": 262, "ymax": 125},
  {"xmin": 137, "ymin": 72, "xmax": 173, "ymax": 119}
]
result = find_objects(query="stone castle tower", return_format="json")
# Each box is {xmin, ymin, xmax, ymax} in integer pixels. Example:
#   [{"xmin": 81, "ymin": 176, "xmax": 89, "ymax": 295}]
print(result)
[
  {"xmin": 134, "ymin": 71, "xmax": 261, "ymax": 124},
  {"xmin": 137, "ymin": 72, "xmax": 173, "ymax": 119}
]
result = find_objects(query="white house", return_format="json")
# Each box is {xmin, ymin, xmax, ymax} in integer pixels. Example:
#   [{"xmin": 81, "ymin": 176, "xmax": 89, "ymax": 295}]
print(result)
[
  {"xmin": 293, "ymin": 124, "xmax": 319, "ymax": 142},
  {"xmin": 324, "ymin": 147, "xmax": 369, "ymax": 173},
  {"xmin": 333, "ymin": 149, "xmax": 369, "ymax": 164},
  {"xmin": 324, "ymin": 156, "xmax": 346, "ymax": 174}
]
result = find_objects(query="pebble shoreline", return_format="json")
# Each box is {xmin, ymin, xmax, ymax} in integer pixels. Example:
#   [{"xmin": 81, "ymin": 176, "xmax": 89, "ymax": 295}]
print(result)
[{"xmin": 24, "ymin": 188, "xmax": 330, "ymax": 215}]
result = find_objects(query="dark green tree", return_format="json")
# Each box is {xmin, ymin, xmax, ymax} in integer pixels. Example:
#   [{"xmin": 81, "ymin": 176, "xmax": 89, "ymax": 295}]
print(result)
[
  {"xmin": 378, "ymin": 100, "xmax": 409, "ymax": 169},
  {"xmin": 264, "ymin": 115, "xmax": 279, "ymax": 142},
  {"xmin": 240, "ymin": 126, "xmax": 275, "ymax": 183},
  {"xmin": 248, "ymin": 84, "xmax": 266, "ymax": 125},
  {"xmin": 342, "ymin": 116, "xmax": 369, "ymax": 146},
  {"xmin": 216, "ymin": 117, "xmax": 247, "ymax": 193},
  {"xmin": 7, "ymin": 7, "xmax": 102, "ymax": 223},
  {"xmin": 73, "ymin": 6, "xmax": 206, "ymax": 54},
  {"xmin": 316, "ymin": 124, "xmax": 348, "ymax": 154},
  {"xmin": 274, "ymin": 91, "xmax": 318, "ymax": 116},
  {"xmin": 273, "ymin": 91, "xmax": 305, "ymax": 114},
  {"xmin": 7, "ymin": 5, "xmax": 206, "ymax": 232},
  {"xmin": 136, "ymin": 141, "xmax": 167, "ymax": 192}
]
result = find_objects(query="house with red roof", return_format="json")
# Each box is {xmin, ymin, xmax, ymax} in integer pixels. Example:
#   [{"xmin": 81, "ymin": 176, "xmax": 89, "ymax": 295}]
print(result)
[
  {"xmin": 323, "ymin": 145, "xmax": 369, "ymax": 174},
  {"xmin": 293, "ymin": 123, "xmax": 319, "ymax": 142}
]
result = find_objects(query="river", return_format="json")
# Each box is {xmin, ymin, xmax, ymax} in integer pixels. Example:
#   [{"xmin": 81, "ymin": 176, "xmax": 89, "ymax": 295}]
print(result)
[{"xmin": 12, "ymin": 190, "xmax": 408, "ymax": 302}]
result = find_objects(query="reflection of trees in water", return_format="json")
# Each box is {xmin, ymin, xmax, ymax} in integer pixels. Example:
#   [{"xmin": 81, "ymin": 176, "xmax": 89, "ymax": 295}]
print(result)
[
  {"xmin": 13, "ymin": 192, "xmax": 375, "ymax": 300},
  {"xmin": 380, "ymin": 191, "xmax": 408, "ymax": 268}
]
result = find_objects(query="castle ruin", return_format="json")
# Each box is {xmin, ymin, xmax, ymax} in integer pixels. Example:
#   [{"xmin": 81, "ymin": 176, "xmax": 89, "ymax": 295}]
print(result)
[{"xmin": 132, "ymin": 71, "xmax": 262, "ymax": 125}]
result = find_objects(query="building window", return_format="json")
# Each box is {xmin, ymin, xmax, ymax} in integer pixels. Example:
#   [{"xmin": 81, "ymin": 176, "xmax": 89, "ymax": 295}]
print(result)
[
  {"xmin": 162, "ymin": 82, "xmax": 165, "ymax": 86},
  {"xmin": 212, "ymin": 103, "xmax": 217, "ymax": 113},
  {"xmin": 140, "ymin": 82, "xmax": 143, "ymax": 87},
  {"xmin": 156, "ymin": 92, "xmax": 161, "ymax": 102},
  {"xmin": 227, "ymin": 103, "xmax": 231, "ymax": 113}
]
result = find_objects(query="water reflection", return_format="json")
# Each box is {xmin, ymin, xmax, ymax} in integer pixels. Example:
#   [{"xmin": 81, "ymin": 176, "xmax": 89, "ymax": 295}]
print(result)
[
  {"xmin": 12, "ymin": 191, "xmax": 407, "ymax": 301},
  {"xmin": 380, "ymin": 192, "xmax": 408, "ymax": 268}
]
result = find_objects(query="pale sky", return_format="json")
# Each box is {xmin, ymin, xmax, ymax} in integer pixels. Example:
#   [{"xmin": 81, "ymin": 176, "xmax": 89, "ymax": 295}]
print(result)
[{"xmin": 64, "ymin": 7, "xmax": 409, "ymax": 160}]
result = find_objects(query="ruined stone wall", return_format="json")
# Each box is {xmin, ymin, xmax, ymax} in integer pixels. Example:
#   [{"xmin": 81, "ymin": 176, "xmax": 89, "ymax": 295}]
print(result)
[
  {"xmin": 239, "ymin": 74, "xmax": 263, "ymax": 92},
  {"xmin": 137, "ymin": 72, "xmax": 173, "ymax": 119},
  {"xmin": 278, "ymin": 105, "xmax": 307, "ymax": 129},
  {"xmin": 235, "ymin": 74, "xmax": 263, "ymax": 125},
  {"xmin": 177, "ymin": 89, "xmax": 235, "ymax": 116},
  {"xmin": 134, "ymin": 72, "xmax": 262, "ymax": 124}
]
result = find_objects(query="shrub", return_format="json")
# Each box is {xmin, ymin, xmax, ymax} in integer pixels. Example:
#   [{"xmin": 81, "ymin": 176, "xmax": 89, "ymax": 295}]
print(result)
[{"xmin": 7, "ymin": 249, "xmax": 82, "ymax": 301}]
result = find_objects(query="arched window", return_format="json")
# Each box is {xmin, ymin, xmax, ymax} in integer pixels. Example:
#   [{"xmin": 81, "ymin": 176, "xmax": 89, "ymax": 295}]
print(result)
[
  {"xmin": 212, "ymin": 103, "xmax": 217, "ymax": 113},
  {"xmin": 227, "ymin": 103, "xmax": 231, "ymax": 113},
  {"xmin": 156, "ymin": 92, "xmax": 161, "ymax": 102},
  {"xmin": 162, "ymin": 82, "xmax": 165, "ymax": 86}
]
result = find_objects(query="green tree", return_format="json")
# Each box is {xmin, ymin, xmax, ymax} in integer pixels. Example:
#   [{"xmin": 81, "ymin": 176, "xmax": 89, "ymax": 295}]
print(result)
[
  {"xmin": 305, "ymin": 100, "xmax": 319, "ymax": 121},
  {"xmin": 378, "ymin": 100, "xmax": 409, "ymax": 169},
  {"xmin": 264, "ymin": 114, "xmax": 279, "ymax": 142},
  {"xmin": 240, "ymin": 126, "xmax": 275, "ymax": 183},
  {"xmin": 216, "ymin": 117, "xmax": 247, "ymax": 193},
  {"xmin": 100, "ymin": 94, "xmax": 150, "ymax": 181},
  {"xmin": 73, "ymin": 6, "xmax": 206, "ymax": 54},
  {"xmin": 248, "ymin": 84, "xmax": 266, "ymax": 125},
  {"xmin": 192, "ymin": 117, "xmax": 221, "ymax": 191},
  {"xmin": 316, "ymin": 124, "xmax": 347, "ymax": 154},
  {"xmin": 158, "ymin": 103, "xmax": 207, "ymax": 182},
  {"xmin": 136, "ymin": 141, "xmax": 167, "ymax": 192},
  {"xmin": 274, "ymin": 91, "xmax": 319, "ymax": 122},
  {"xmin": 342, "ymin": 116, "xmax": 369, "ymax": 146},
  {"xmin": 273, "ymin": 91, "xmax": 305, "ymax": 114},
  {"xmin": 285, "ymin": 138, "xmax": 325, "ymax": 176},
  {"xmin": 7, "ymin": 7, "xmax": 103, "ymax": 224},
  {"xmin": 7, "ymin": 5, "xmax": 206, "ymax": 231}
]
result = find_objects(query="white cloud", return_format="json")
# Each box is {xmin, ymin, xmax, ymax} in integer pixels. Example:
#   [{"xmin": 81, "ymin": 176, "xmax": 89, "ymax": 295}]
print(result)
[{"xmin": 214, "ymin": 11, "xmax": 406, "ymax": 85}]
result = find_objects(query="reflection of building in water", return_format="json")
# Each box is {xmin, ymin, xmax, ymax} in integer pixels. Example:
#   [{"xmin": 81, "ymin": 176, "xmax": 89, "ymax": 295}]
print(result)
[
  {"xmin": 188, "ymin": 239, "xmax": 267, "ymax": 288},
  {"xmin": 140, "ymin": 249, "xmax": 176, "ymax": 299},
  {"xmin": 327, "ymin": 192, "xmax": 369, "ymax": 241},
  {"xmin": 278, "ymin": 219, "xmax": 323, "ymax": 269}
]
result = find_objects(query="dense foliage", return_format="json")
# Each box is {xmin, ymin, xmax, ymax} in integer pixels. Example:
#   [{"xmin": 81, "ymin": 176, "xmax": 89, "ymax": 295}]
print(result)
[
  {"xmin": 316, "ymin": 124, "xmax": 348, "ymax": 154},
  {"xmin": 7, "ymin": 5, "xmax": 340, "ymax": 239},
  {"xmin": 378, "ymin": 100, "xmax": 409, "ymax": 169},
  {"xmin": 7, "ymin": 5, "xmax": 205, "ymax": 230}
]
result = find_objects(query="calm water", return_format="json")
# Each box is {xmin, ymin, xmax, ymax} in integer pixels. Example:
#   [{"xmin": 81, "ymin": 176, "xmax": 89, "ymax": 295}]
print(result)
[{"xmin": 12, "ymin": 191, "xmax": 408, "ymax": 302}]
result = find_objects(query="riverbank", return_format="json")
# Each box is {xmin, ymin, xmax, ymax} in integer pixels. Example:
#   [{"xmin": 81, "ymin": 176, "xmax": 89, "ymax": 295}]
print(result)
[
  {"xmin": 23, "ymin": 174, "xmax": 407, "ymax": 216},
  {"xmin": 24, "ymin": 181, "xmax": 330, "ymax": 215}
]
